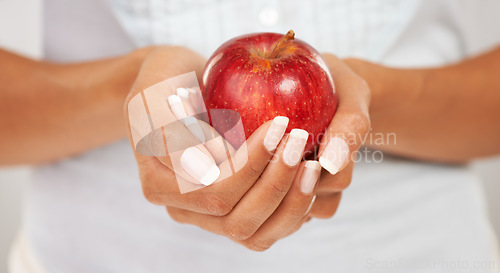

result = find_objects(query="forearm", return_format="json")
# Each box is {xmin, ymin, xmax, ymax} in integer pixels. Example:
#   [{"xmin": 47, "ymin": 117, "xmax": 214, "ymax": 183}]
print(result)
[
  {"xmin": 344, "ymin": 46, "xmax": 500, "ymax": 163},
  {"xmin": 0, "ymin": 48, "xmax": 149, "ymax": 165}
]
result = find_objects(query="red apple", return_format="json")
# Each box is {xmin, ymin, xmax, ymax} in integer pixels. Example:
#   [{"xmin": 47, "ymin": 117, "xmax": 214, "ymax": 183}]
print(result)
[{"xmin": 202, "ymin": 30, "xmax": 337, "ymax": 156}]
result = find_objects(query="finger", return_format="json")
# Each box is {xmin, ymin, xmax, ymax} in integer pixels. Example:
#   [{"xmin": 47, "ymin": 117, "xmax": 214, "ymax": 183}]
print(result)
[
  {"xmin": 130, "ymin": 91, "xmax": 220, "ymax": 189},
  {"xmin": 237, "ymin": 161, "xmax": 321, "ymax": 250},
  {"xmin": 222, "ymin": 129, "xmax": 309, "ymax": 239},
  {"xmin": 199, "ymin": 116, "xmax": 290, "ymax": 210},
  {"xmin": 141, "ymin": 116, "xmax": 289, "ymax": 216},
  {"xmin": 145, "ymin": 117, "xmax": 219, "ymax": 186},
  {"xmin": 316, "ymin": 162, "xmax": 354, "ymax": 193},
  {"xmin": 165, "ymin": 128, "xmax": 308, "ymax": 238},
  {"xmin": 187, "ymin": 87, "xmax": 207, "ymax": 114},
  {"xmin": 176, "ymin": 88, "xmax": 196, "ymax": 116},
  {"xmin": 319, "ymin": 54, "xmax": 371, "ymax": 175},
  {"xmin": 167, "ymin": 93, "xmax": 206, "ymax": 143},
  {"xmin": 202, "ymin": 125, "xmax": 236, "ymax": 164},
  {"xmin": 308, "ymin": 192, "xmax": 342, "ymax": 219},
  {"xmin": 167, "ymin": 94, "xmax": 189, "ymax": 120},
  {"xmin": 130, "ymin": 106, "xmax": 219, "ymax": 188},
  {"xmin": 283, "ymin": 213, "xmax": 312, "ymax": 238},
  {"xmin": 167, "ymin": 94, "xmax": 235, "ymax": 164},
  {"xmin": 126, "ymin": 50, "xmax": 215, "ymax": 186}
]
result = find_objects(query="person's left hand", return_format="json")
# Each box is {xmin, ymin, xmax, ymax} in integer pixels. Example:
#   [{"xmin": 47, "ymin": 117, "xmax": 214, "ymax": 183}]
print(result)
[{"xmin": 306, "ymin": 53, "xmax": 371, "ymax": 219}]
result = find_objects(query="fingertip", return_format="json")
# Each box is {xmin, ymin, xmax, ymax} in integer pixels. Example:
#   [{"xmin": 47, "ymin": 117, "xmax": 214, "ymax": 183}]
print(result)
[
  {"xmin": 282, "ymin": 129, "xmax": 309, "ymax": 167},
  {"xmin": 263, "ymin": 116, "xmax": 289, "ymax": 152},
  {"xmin": 167, "ymin": 94, "xmax": 182, "ymax": 105},
  {"xmin": 200, "ymin": 164, "xmax": 221, "ymax": 186},
  {"xmin": 299, "ymin": 161, "xmax": 321, "ymax": 194},
  {"xmin": 176, "ymin": 87, "xmax": 190, "ymax": 98},
  {"xmin": 318, "ymin": 137, "xmax": 349, "ymax": 175},
  {"xmin": 319, "ymin": 157, "xmax": 340, "ymax": 175},
  {"xmin": 180, "ymin": 146, "xmax": 220, "ymax": 186}
]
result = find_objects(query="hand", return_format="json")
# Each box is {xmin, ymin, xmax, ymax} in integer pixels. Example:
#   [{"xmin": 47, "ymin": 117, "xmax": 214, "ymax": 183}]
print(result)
[
  {"xmin": 307, "ymin": 54, "xmax": 371, "ymax": 219},
  {"xmin": 125, "ymin": 46, "xmax": 320, "ymax": 251}
]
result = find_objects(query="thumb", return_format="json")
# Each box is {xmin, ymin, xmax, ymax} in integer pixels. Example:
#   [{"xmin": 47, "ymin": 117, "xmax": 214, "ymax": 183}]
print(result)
[{"xmin": 318, "ymin": 54, "xmax": 371, "ymax": 175}]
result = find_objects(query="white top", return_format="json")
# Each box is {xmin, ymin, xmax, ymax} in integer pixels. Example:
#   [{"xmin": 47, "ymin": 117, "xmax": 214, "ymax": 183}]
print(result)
[{"xmin": 26, "ymin": 0, "xmax": 500, "ymax": 272}]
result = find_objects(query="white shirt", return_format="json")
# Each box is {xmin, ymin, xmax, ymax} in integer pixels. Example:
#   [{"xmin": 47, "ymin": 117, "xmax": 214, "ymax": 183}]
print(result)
[{"xmin": 25, "ymin": 0, "xmax": 500, "ymax": 272}]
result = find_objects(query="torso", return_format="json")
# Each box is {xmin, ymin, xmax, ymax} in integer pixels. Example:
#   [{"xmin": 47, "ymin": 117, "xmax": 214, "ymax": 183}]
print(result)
[{"xmin": 28, "ymin": 0, "xmax": 500, "ymax": 272}]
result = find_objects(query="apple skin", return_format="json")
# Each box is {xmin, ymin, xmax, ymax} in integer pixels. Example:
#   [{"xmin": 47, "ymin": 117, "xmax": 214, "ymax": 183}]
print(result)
[{"xmin": 202, "ymin": 31, "xmax": 337, "ymax": 156}]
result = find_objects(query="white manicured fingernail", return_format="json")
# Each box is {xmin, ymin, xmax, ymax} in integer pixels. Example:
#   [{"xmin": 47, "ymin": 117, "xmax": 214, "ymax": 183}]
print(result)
[
  {"xmin": 187, "ymin": 88, "xmax": 205, "ymax": 113},
  {"xmin": 282, "ymin": 129, "xmax": 308, "ymax": 167},
  {"xmin": 263, "ymin": 116, "xmax": 289, "ymax": 152},
  {"xmin": 176, "ymin": 88, "xmax": 190, "ymax": 99},
  {"xmin": 300, "ymin": 161, "xmax": 321, "ymax": 194},
  {"xmin": 187, "ymin": 87, "xmax": 198, "ymax": 94},
  {"xmin": 177, "ymin": 89, "xmax": 196, "ymax": 116},
  {"xmin": 167, "ymin": 95, "xmax": 187, "ymax": 119},
  {"xmin": 181, "ymin": 147, "xmax": 220, "ymax": 186},
  {"xmin": 184, "ymin": 116, "xmax": 206, "ymax": 143},
  {"xmin": 319, "ymin": 137, "xmax": 349, "ymax": 175}
]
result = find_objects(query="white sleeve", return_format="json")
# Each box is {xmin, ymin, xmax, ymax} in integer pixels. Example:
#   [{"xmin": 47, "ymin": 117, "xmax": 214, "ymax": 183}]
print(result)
[{"xmin": 453, "ymin": 0, "xmax": 500, "ymax": 56}]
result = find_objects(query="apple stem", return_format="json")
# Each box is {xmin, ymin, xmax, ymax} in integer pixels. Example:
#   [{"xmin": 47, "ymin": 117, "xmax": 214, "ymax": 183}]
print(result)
[{"xmin": 269, "ymin": 30, "xmax": 295, "ymax": 59}]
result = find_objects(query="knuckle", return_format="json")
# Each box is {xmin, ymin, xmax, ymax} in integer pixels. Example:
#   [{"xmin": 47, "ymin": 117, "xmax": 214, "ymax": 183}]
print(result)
[
  {"xmin": 287, "ymin": 205, "xmax": 308, "ymax": 219},
  {"xmin": 349, "ymin": 111, "xmax": 370, "ymax": 131},
  {"xmin": 201, "ymin": 193, "xmax": 233, "ymax": 216},
  {"xmin": 348, "ymin": 74, "xmax": 371, "ymax": 96},
  {"xmin": 358, "ymin": 113, "xmax": 371, "ymax": 134},
  {"xmin": 357, "ymin": 78, "xmax": 371, "ymax": 93},
  {"xmin": 268, "ymin": 180, "xmax": 290, "ymax": 199},
  {"xmin": 244, "ymin": 161, "xmax": 264, "ymax": 179},
  {"xmin": 244, "ymin": 239, "xmax": 274, "ymax": 252},
  {"xmin": 343, "ymin": 112, "xmax": 371, "ymax": 141},
  {"xmin": 222, "ymin": 219, "xmax": 259, "ymax": 240}
]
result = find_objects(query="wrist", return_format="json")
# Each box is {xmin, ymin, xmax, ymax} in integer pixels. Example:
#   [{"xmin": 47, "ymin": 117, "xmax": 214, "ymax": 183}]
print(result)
[
  {"xmin": 49, "ymin": 47, "xmax": 153, "ymax": 101},
  {"xmin": 343, "ymin": 58, "xmax": 427, "ymax": 118},
  {"xmin": 91, "ymin": 47, "xmax": 154, "ymax": 102},
  {"xmin": 43, "ymin": 47, "xmax": 154, "ymax": 135}
]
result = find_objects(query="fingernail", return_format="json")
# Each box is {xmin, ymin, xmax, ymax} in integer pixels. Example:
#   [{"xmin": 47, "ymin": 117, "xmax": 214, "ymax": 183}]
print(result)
[
  {"xmin": 186, "ymin": 88, "xmax": 205, "ymax": 114},
  {"xmin": 184, "ymin": 116, "xmax": 206, "ymax": 143},
  {"xmin": 180, "ymin": 147, "xmax": 220, "ymax": 186},
  {"xmin": 319, "ymin": 137, "xmax": 349, "ymax": 175},
  {"xmin": 187, "ymin": 87, "xmax": 198, "ymax": 94},
  {"xmin": 282, "ymin": 129, "xmax": 308, "ymax": 167},
  {"xmin": 300, "ymin": 161, "xmax": 321, "ymax": 194},
  {"xmin": 305, "ymin": 195, "xmax": 317, "ymax": 215},
  {"xmin": 263, "ymin": 116, "xmax": 289, "ymax": 152},
  {"xmin": 176, "ymin": 88, "xmax": 190, "ymax": 99},
  {"xmin": 167, "ymin": 95, "xmax": 187, "ymax": 119}
]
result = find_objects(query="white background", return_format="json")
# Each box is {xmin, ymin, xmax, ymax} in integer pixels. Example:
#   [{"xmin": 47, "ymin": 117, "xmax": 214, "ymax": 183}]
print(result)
[
  {"xmin": 0, "ymin": 0, "xmax": 43, "ymax": 271},
  {"xmin": 0, "ymin": 0, "xmax": 499, "ymax": 272}
]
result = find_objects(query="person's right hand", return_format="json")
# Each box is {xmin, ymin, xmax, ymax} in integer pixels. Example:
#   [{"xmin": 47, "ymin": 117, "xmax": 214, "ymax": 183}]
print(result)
[{"xmin": 125, "ymin": 46, "xmax": 321, "ymax": 251}]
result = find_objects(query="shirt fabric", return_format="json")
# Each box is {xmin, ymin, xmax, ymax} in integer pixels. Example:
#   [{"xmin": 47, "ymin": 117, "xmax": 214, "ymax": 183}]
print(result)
[{"xmin": 23, "ymin": 0, "xmax": 500, "ymax": 272}]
